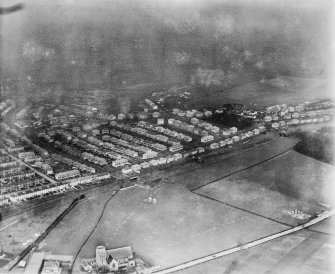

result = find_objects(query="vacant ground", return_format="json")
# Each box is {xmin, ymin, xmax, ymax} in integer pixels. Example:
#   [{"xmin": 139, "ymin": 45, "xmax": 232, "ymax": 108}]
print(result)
[
  {"xmin": 179, "ymin": 228, "xmax": 335, "ymax": 274},
  {"xmin": 73, "ymin": 183, "xmax": 287, "ymax": 271},
  {"xmin": 195, "ymin": 172, "xmax": 325, "ymax": 227},
  {"xmin": 39, "ymin": 192, "xmax": 114, "ymax": 256},
  {"xmin": 0, "ymin": 196, "xmax": 74, "ymax": 256},
  {"xmin": 170, "ymin": 137, "xmax": 298, "ymax": 190},
  {"xmin": 187, "ymin": 77, "xmax": 331, "ymax": 109},
  {"xmin": 230, "ymin": 150, "xmax": 335, "ymax": 207},
  {"xmin": 309, "ymin": 217, "xmax": 335, "ymax": 236},
  {"xmin": 194, "ymin": 148, "xmax": 334, "ymax": 227}
]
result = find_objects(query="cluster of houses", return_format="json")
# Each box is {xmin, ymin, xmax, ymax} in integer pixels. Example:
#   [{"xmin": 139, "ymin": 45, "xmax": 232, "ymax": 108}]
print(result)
[
  {"xmin": 1, "ymin": 124, "xmax": 49, "ymax": 160},
  {"xmin": 54, "ymin": 169, "xmax": 80, "ymax": 181},
  {"xmin": 0, "ymin": 122, "xmax": 111, "ymax": 205},
  {"xmin": 2, "ymin": 172, "xmax": 111, "ymax": 203},
  {"xmin": 110, "ymin": 121, "xmax": 169, "ymax": 150},
  {"xmin": 33, "ymin": 103, "xmax": 268, "ymax": 178},
  {"xmin": 9, "ymin": 142, "xmax": 53, "ymax": 175},
  {"xmin": 138, "ymin": 121, "xmax": 192, "ymax": 143},
  {"xmin": 0, "ymin": 149, "xmax": 48, "ymax": 205},
  {"xmin": 2, "ymin": 96, "xmax": 334, "ymax": 206},
  {"xmin": 82, "ymin": 152, "xmax": 108, "ymax": 166},
  {"xmin": 121, "ymin": 153, "xmax": 184, "ymax": 175},
  {"xmin": 0, "ymin": 99, "xmax": 16, "ymax": 118},
  {"xmin": 172, "ymin": 107, "xmax": 212, "ymax": 118},
  {"xmin": 51, "ymin": 154, "xmax": 95, "ymax": 174},
  {"xmin": 56, "ymin": 103, "xmax": 152, "ymax": 125},
  {"xmin": 166, "ymin": 116, "xmax": 262, "ymax": 145},
  {"xmin": 264, "ymin": 102, "xmax": 334, "ymax": 129}
]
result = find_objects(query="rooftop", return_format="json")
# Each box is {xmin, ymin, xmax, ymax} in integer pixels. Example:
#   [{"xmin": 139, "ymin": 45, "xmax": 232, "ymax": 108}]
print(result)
[{"xmin": 106, "ymin": 246, "xmax": 133, "ymax": 260}]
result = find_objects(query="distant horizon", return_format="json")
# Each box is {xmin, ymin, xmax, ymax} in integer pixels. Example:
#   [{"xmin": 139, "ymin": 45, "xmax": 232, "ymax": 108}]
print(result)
[{"xmin": 1, "ymin": 0, "xmax": 333, "ymax": 95}]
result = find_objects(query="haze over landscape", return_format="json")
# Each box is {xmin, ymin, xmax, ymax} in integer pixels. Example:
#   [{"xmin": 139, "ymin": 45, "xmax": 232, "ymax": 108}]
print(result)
[
  {"xmin": 1, "ymin": 0, "xmax": 333, "ymax": 94},
  {"xmin": 0, "ymin": 1, "xmax": 334, "ymax": 274}
]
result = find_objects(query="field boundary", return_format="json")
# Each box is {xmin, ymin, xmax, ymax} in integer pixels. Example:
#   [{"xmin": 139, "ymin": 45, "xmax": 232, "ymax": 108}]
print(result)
[
  {"xmin": 194, "ymin": 192, "xmax": 293, "ymax": 227},
  {"xmin": 70, "ymin": 190, "xmax": 120, "ymax": 273},
  {"xmin": 153, "ymin": 210, "xmax": 335, "ymax": 274},
  {"xmin": 168, "ymin": 137, "xmax": 277, "ymax": 178},
  {"xmin": 0, "ymin": 186, "xmax": 119, "ymax": 232},
  {"xmin": 191, "ymin": 147, "xmax": 293, "ymax": 191}
]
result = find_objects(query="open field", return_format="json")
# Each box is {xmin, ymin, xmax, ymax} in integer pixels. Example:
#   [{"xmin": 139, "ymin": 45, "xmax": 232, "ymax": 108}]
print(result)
[
  {"xmin": 187, "ymin": 77, "xmax": 331, "ymax": 109},
  {"xmin": 179, "ymin": 229, "xmax": 335, "ymax": 274},
  {"xmin": 39, "ymin": 192, "xmax": 114, "ymax": 256},
  {"xmin": 170, "ymin": 137, "xmax": 298, "ymax": 190},
  {"xmin": 227, "ymin": 150, "xmax": 335, "ymax": 207},
  {"xmin": 309, "ymin": 217, "xmax": 335, "ymax": 236},
  {"xmin": 73, "ymin": 184, "xmax": 287, "ymax": 271},
  {"xmin": 194, "ymin": 166, "xmax": 326, "ymax": 227}
]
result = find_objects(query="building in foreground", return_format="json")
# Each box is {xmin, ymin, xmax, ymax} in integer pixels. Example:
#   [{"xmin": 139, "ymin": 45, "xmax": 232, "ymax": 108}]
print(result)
[
  {"xmin": 82, "ymin": 245, "xmax": 158, "ymax": 273},
  {"xmin": 23, "ymin": 252, "xmax": 73, "ymax": 274}
]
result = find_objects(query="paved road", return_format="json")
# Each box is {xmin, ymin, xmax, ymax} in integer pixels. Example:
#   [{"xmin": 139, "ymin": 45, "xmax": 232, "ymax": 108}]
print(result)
[{"xmin": 153, "ymin": 211, "xmax": 335, "ymax": 274}]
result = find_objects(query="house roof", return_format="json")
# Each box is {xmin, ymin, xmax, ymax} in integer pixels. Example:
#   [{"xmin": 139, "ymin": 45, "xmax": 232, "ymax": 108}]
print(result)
[{"xmin": 106, "ymin": 246, "xmax": 133, "ymax": 260}]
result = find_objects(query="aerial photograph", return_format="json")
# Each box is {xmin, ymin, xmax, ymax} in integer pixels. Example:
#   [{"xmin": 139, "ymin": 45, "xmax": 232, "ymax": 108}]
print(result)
[{"xmin": 0, "ymin": 0, "xmax": 334, "ymax": 273}]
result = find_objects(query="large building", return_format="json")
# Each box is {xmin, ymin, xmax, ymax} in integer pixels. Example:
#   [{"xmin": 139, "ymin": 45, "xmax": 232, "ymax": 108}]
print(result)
[
  {"xmin": 96, "ymin": 246, "xmax": 107, "ymax": 269},
  {"xmin": 93, "ymin": 246, "xmax": 135, "ymax": 272},
  {"xmin": 23, "ymin": 252, "xmax": 73, "ymax": 274},
  {"xmin": 55, "ymin": 170, "xmax": 80, "ymax": 181}
]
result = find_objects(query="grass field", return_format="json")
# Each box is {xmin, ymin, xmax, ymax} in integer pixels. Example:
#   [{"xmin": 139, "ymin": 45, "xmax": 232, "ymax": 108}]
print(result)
[
  {"xmin": 39, "ymin": 192, "xmax": 114, "ymax": 256},
  {"xmin": 73, "ymin": 183, "xmax": 287, "ymax": 271},
  {"xmin": 187, "ymin": 77, "xmax": 331, "ymax": 109},
  {"xmin": 170, "ymin": 137, "xmax": 298, "ymax": 190},
  {"xmin": 310, "ymin": 217, "xmax": 335, "ymax": 235},
  {"xmin": 194, "ymin": 164, "xmax": 326, "ymax": 227},
  {"xmin": 179, "ymin": 229, "xmax": 335, "ymax": 274},
  {"xmin": 229, "ymin": 150, "xmax": 335, "ymax": 207}
]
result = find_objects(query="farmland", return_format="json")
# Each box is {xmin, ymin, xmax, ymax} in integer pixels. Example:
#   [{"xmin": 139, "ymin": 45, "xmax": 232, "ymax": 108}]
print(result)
[{"xmin": 71, "ymin": 183, "xmax": 287, "ymax": 271}]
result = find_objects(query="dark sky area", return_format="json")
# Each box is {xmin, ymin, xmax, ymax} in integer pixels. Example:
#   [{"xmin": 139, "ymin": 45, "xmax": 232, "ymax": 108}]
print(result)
[{"xmin": 0, "ymin": 0, "xmax": 333, "ymax": 94}]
